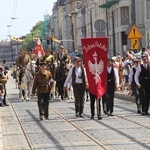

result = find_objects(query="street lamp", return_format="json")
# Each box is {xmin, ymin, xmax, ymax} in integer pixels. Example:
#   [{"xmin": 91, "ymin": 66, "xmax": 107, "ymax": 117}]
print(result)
[
  {"xmin": 68, "ymin": 10, "xmax": 78, "ymax": 52},
  {"xmin": 99, "ymin": 0, "xmax": 120, "ymax": 56},
  {"xmin": 7, "ymin": 25, "xmax": 12, "ymax": 27},
  {"xmin": 11, "ymin": 17, "xmax": 17, "ymax": 19}
]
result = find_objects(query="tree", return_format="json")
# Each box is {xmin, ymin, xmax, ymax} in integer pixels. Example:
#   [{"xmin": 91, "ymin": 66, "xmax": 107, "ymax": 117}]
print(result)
[{"xmin": 22, "ymin": 21, "xmax": 44, "ymax": 51}]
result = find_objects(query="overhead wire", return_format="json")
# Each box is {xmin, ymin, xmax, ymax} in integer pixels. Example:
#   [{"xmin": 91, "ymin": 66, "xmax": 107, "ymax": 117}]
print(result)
[{"xmin": 10, "ymin": 0, "xmax": 18, "ymax": 25}]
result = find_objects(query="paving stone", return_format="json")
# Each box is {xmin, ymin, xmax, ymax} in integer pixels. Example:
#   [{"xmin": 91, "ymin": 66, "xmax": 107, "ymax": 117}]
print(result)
[{"xmin": 0, "ymin": 73, "xmax": 150, "ymax": 149}]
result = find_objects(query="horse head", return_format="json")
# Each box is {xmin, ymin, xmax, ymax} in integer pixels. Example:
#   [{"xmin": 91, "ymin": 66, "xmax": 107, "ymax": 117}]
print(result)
[{"xmin": 26, "ymin": 60, "xmax": 37, "ymax": 76}]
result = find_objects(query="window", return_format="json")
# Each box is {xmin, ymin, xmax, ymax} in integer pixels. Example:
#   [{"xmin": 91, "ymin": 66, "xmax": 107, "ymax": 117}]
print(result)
[
  {"xmin": 121, "ymin": 6, "xmax": 129, "ymax": 25},
  {"xmin": 121, "ymin": 32, "xmax": 127, "ymax": 45},
  {"xmin": 76, "ymin": 2, "xmax": 81, "ymax": 8}
]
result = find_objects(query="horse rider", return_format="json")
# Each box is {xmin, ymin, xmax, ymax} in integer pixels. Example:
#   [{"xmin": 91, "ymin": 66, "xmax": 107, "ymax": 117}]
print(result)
[
  {"xmin": 41, "ymin": 49, "xmax": 51, "ymax": 63},
  {"xmin": 31, "ymin": 62, "xmax": 54, "ymax": 120},
  {"xmin": 16, "ymin": 49, "xmax": 31, "ymax": 67},
  {"xmin": 57, "ymin": 45, "xmax": 65, "ymax": 61},
  {"xmin": 135, "ymin": 55, "xmax": 150, "ymax": 115},
  {"xmin": 64, "ymin": 57, "xmax": 88, "ymax": 118},
  {"xmin": 16, "ymin": 49, "xmax": 31, "ymax": 84}
]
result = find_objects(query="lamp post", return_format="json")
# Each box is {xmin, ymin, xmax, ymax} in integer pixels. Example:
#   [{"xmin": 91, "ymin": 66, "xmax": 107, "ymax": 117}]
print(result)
[
  {"xmin": 7, "ymin": 24, "xmax": 13, "ymax": 65},
  {"xmin": 112, "ymin": 10, "xmax": 116, "ymax": 56},
  {"xmin": 131, "ymin": 0, "xmax": 136, "ymax": 25},
  {"xmin": 90, "ymin": 9, "xmax": 93, "ymax": 38},
  {"xmin": 69, "ymin": 11, "xmax": 77, "ymax": 52},
  {"xmin": 99, "ymin": 0, "xmax": 120, "ymax": 56},
  {"xmin": 7, "ymin": 35, "xmax": 13, "ymax": 65}
]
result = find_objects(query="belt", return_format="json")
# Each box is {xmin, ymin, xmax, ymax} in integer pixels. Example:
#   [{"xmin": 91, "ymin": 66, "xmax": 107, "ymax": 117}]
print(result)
[
  {"xmin": 74, "ymin": 83, "xmax": 83, "ymax": 86},
  {"xmin": 38, "ymin": 83, "xmax": 48, "ymax": 87},
  {"xmin": 140, "ymin": 77, "xmax": 149, "ymax": 80},
  {"xmin": 108, "ymin": 78, "xmax": 113, "ymax": 82}
]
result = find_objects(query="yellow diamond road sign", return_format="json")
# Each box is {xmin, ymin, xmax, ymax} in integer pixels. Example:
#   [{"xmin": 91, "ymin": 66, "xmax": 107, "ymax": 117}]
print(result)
[{"xmin": 128, "ymin": 25, "xmax": 142, "ymax": 39}]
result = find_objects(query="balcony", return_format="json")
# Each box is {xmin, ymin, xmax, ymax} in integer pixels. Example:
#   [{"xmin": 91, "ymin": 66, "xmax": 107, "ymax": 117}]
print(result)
[{"xmin": 99, "ymin": 0, "xmax": 120, "ymax": 8}]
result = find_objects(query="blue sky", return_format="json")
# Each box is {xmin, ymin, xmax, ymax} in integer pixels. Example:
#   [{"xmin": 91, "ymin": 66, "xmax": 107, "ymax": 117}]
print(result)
[{"xmin": 0, "ymin": 0, "xmax": 56, "ymax": 41}]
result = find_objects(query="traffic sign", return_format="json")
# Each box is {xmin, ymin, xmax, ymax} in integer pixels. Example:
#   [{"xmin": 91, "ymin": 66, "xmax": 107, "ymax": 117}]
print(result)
[
  {"xmin": 127, "ymin": 25, "xmax": 142, "ymax": 39},
  {"xmin": 131, "ymin": 39, "xmax": 139, "ymax": 50}
]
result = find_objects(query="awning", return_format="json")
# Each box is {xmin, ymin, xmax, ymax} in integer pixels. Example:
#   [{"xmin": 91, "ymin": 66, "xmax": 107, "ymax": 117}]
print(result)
[{"xmin": 99, "ymin": 0, "xmax": 120, "ymax": 8}]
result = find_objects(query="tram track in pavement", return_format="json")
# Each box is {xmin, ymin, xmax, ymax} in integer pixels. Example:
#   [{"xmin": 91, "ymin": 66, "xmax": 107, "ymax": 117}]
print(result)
[
  {"xmin": 7, "ymin": 76, "xmax": 33, "ymax": 149},
  {"xmin": 9, "ymin": 77, "xmax": 107, "ymax": 149},
  {"xmin": 8, "ymin": 76, "xmax": 150, "ymax": 149},
  {"xmin": 9, "ymin": 76, "xmax": 107, "ymax": 149},
  {"xmin": 58, "ymin": 98, "xmax": 150, "ymax": 130},
  {"xmin": 83, "ymin": 100, "xmax": 150, "ymax": 130},
  {"xmin": 49, "ymin": 106, "xmax": 108, "ymax": 150}
]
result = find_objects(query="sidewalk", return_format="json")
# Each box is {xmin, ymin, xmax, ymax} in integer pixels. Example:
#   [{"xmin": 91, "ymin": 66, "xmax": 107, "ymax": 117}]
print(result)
[{"xmin": 115, "ymin": 91, "xmax": 135, "ymax": 102}]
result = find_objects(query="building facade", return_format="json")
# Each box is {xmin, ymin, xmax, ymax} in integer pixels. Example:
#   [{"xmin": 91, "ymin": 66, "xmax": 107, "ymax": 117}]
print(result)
[
  {"xmin": 51, "ymin": 0, "xmax": 150, "ymax": 56},
  {"xmin": 0, "ymin": 39, "xmax": 23, "ymax": 67}
]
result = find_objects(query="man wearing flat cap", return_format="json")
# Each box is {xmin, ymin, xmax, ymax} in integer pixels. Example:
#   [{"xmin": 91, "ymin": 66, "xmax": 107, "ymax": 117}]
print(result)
[
  {"xmin": 135, "ymin": 55, "xmax": 150, "ymax": 115},
  {"xmin": 102, "ymin": 58, "xmax": 119, "ymax": 116},
  {"xmin": 129, "ymin": 58, "xmax": 141, "ymax": 113},
  {"xmin": 57, "ymin": 45, "xmax": 65, "ymax": 61},
  {"xmin": 31, "ymin": 61, "xmax": 54, "ymax": 120},
  {"xmin": 64, "ymin": 57, "xmax": 88, "ymax": 118}
]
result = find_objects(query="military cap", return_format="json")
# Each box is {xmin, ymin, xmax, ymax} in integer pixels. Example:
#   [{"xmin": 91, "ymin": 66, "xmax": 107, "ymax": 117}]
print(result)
[
  {"xmin": 133, "ymin": 58, "xmax": 140, "ymax": 62},
  {"xmin": 142, "ymin": 55, "xmax": 148, "ymax": 59},
  {"xmin": 39, "ymin": 62, "xmax": 46, "ymax": 66},
  {"xmin": 74, "ymin": 57, "xmax": 82, "ymax": 61},
  {"xmin": 45, "ymin": 49, "xmax": 51, "ymax": 52},
  {"xmin": 60, "ymin": 45, "xmax": 64, "ymax": 49}
]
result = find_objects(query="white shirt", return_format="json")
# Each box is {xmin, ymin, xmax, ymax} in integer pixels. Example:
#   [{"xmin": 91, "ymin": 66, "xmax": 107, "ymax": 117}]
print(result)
[
  {"xmin": 128, "ymin": 66, "xmax": 138, "ymax": 85},
  {"xmin": 134, "ymin": 64, "xmax": 148, "ymax": 85},
  {"xmin": 64, "ymin": 66, "xmax": 87, "ymax": 88},
  {"xmin": 123, "ymin": 59, "xmax": 132, "ymax": 75},
  {"xmin": 107, "ymin": 66, "xmax": 119, "ymax": 86}
]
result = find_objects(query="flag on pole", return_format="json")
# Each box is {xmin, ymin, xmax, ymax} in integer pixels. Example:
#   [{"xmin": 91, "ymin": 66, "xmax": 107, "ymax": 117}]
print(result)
[
  {"xmin": 81, "ymin": 38, "xmax": 108, "ymax": 99},
  {"xmin": 10, "ymin": 36, "xmax": 24, "ymax": 42},
  {"xmin": 33, "ymin": 38, "xmax": 45, "ymax": 58},
  {"xmin": 51, "ymin": 34, "xmax": 61, "ymax": 43}
]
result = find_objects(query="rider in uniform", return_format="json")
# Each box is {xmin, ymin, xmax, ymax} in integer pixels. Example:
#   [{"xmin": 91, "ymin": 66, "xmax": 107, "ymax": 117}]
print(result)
[{"xmin": 16, "ymin": 49, "xmax": 31, "ymax": 84}]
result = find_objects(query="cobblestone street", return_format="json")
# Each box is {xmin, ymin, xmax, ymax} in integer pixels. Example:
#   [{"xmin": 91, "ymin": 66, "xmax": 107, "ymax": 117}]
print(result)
[{"xmin": 0, "ymin": 75, "xmax": 150, "ymax": 150}]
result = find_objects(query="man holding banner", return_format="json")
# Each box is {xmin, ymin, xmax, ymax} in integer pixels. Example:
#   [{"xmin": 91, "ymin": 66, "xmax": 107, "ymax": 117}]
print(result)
[{"xmin": 81, "ymin": 38, "xmax": 108, "ymax": 119}]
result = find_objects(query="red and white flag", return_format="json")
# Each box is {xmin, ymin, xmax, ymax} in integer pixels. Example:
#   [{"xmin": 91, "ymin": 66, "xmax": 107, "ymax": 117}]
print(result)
[
  {"xmin": 33, "ymin": 38, "xmax": 45, "ymax": 58},
  {"xmin": 81, "ymin": 38, "xmax": 108, "ymax": 99}
]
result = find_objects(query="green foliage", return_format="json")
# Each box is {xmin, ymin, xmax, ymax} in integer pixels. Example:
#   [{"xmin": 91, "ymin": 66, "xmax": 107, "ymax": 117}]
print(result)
[{"xmin": 22, "ymin": 21, "xmax": 44, "ymax": 51}]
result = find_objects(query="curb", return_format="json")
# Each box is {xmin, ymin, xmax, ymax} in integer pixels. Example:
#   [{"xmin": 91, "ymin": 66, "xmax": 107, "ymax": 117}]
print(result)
[{"xmin": 115, "ymin": 92, "xmax": 135, "ymax": 102}]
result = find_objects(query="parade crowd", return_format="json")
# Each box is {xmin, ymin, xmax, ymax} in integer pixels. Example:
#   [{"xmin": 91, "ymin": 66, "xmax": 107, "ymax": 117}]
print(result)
[{"xmin": 1, "ymin": 44, "xmax": 150, "ymax": 120}]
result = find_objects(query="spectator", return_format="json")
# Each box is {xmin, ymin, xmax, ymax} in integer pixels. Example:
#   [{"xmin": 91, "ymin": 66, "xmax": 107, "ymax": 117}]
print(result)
[{"xmin": 0, "ymin": 66, "xmax": 9, "ymax": 106}]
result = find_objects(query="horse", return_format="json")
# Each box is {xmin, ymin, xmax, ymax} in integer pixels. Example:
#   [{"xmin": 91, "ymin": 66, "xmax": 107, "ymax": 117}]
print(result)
[{"xmin": 20, "ymin": 60, "xmax": 36, "ymax": 101}]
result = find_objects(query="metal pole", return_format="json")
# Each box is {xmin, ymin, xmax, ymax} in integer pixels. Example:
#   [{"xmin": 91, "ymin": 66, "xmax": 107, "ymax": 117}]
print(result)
[
  {"xmin": 106, "ymin": 7, "xmax": 109, "ymax": 37},
  {"xmin": 10, "ymin": 37, "xmax": 13, "ymax": 65},
  {"xmin": 72, "ymin": 21, "xmax": 75, "ymax": 52},
  {"xmin": 112, "ymin": 10, "xmax": 116, "ymax": 56},
  {"xmin": 17, "ymin": 39, "xmax": 18, "ymax": 53},
  {"xmin": 90, "ymin": 9, "xmax": 93, "ymax": 38},
  {"xmin": 131, "ymin": 0, "xmax": 136, "ymax": 25}
]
